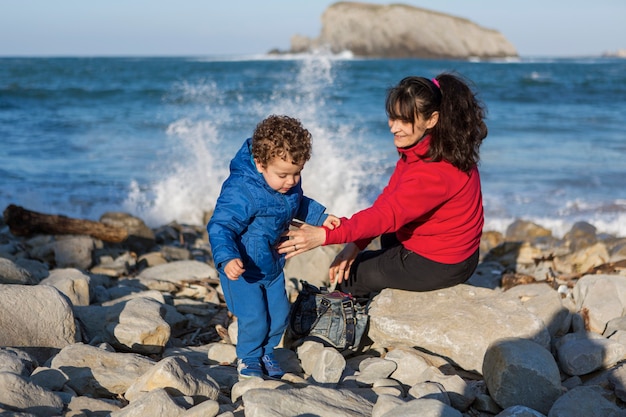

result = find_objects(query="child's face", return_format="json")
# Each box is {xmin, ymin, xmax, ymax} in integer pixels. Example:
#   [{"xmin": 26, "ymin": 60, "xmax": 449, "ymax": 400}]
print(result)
[{"xmin": 255, "ymin": 156, "xmax": 303, "ymax": 194}]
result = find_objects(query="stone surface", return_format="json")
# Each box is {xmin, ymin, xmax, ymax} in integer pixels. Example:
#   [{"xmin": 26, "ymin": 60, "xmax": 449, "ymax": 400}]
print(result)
[
  {"xmin": 483, "ymin": 338, "xmax": 562, "ymax": 415},
  {"xmin": 2, "ymin": 212, "xmax": 626, "ymax": 415},
  {"xmin": 289, "ymin": 2, "xmax": 518, "ymax": 59},
  {"xmin": 368, "ymin": 284, "xmax": 550, "ymax": 373},
  {"xmin": 0, "ymin": 284, "xmax": 77, "ymax": 348}
]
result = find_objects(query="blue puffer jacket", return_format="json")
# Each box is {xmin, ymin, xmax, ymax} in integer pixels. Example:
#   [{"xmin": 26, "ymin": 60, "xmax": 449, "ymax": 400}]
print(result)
[{"xmin": 208, "ymin": 138, "xmax": 328, "ymax": 281}]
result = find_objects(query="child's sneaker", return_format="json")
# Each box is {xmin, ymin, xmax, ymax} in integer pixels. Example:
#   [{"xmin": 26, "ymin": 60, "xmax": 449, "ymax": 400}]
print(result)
[
  {"xmin": 261, "ymin": 353, "xmax": 285, "ymax": 378},
  {"xmin": 237, "ymin": 358, "xmax": 263, "ymax": 379}
]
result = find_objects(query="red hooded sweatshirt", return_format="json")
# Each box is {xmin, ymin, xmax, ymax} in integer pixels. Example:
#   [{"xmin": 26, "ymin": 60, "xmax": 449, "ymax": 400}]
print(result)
[{"xmin": 324, "ymin": 135, "xmax": 484, "ymax": 264}]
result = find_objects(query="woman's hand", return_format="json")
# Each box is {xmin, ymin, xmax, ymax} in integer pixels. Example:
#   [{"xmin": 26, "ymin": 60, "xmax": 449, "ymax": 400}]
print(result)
[
  {"xmin": 277, "ymin": 222, "xmax": 327, "ymax": 259},
  {"xmin": 329, "ymin": 242, "xmax": 360, "ymax": 285}
]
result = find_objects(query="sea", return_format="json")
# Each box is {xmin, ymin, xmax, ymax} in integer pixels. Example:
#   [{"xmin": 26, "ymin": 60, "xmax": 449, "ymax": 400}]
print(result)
[{"xmin": 1, "ymin": 54, "xmax": 625, "ymax": 238}]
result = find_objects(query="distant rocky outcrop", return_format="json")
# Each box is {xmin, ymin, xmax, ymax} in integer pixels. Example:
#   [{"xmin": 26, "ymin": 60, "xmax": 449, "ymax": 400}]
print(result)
[
  {"xmin": 288, "ymin": 2, "xmax": 518, "ymax": 59},
  {"xmin": 602, "ymin": 49, "xmax": 626, "ymax": 58}
]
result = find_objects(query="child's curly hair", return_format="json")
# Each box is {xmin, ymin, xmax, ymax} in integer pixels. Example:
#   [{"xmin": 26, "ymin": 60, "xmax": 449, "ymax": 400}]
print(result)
[{"xmin": 252, "ymin": 115, "xmax": 312, "ymax": 167}]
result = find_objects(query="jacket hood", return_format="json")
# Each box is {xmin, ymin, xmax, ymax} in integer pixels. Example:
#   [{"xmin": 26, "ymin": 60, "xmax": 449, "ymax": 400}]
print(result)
[{"xmin": 230, "ymin": 138, "xmax": 267, "ymax": 188}]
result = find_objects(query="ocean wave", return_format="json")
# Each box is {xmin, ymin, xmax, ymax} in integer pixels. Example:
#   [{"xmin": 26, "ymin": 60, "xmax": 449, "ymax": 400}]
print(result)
[{"xmin": 190, "ymin": 49, "xmax": 356, "ymax": 63}]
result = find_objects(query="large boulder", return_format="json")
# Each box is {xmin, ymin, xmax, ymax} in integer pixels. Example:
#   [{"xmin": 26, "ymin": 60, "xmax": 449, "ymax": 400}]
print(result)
[
  {"xmin": 290, "ymin": 2, "xmax": 518, "ymax": 59},
  {"xmin": 0, "ymin": 284, "xmax": 78, "ymax": 349},
  {"xmin": 368, "ymin": 285, "xmax": 550, "ymax": 373}
]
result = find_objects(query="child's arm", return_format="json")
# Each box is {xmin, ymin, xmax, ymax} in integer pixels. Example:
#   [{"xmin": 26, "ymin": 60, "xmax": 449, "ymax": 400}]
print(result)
[
  {"xmin": 297, "ymin": 196, "xmax": 333, "ymax": 226},
  {"xmin": 208, "ymin": 179, "xmax": 256, "ymax": 273},
  {"xmin": 224, "ymin": 258, "xmax": 245, "ymax": 280},
  {"xmin": 323, "ymin": 214, "xmax": 341, "ymax": 230}
]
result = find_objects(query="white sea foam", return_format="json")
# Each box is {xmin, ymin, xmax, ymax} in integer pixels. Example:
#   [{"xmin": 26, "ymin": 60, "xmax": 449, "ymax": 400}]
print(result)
[
  {"xmin": 124, "ymin": 119, "xmax": 228, "ymax": 226},
  {"xmin": 192, "ymin": 49, "xmax": 356, "ymax": 63},
  {"xmin": 124, "ymin": 54, "xmax": 369, "ymax": 227},
  {"xmin": 120, "ymin": 56, "xmax": 626, "ymax": 239}
]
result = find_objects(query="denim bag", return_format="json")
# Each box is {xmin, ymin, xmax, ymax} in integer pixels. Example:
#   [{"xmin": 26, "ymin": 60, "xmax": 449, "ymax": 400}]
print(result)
[{"xmin": 289, "ymin": 280, "xmax": 369, "ymax": 352}]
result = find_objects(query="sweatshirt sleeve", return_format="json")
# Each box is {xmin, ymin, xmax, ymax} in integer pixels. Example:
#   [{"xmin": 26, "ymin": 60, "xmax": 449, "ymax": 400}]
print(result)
[
  {"xmin": 207, "ymin": 180, "xmax": 256, "ymax": 269},
  {"xmin": 325, "ymin": 165, "xmax": 449, "ymax": 246},
  {"xmin": 295, "ymin": 195, "xmax": 328, "ymax": 226}
]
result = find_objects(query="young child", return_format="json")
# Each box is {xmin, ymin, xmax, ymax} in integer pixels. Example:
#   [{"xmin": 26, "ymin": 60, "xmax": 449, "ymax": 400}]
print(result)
[{"xmin": 207, "ymin": 114, "xmax": 340, "ymax": 379}]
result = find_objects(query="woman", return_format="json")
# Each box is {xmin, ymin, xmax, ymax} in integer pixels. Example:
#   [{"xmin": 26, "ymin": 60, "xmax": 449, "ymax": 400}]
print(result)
[{"xmin": 278, "ymin": 73, "xmax": 488, "ymax": 298}]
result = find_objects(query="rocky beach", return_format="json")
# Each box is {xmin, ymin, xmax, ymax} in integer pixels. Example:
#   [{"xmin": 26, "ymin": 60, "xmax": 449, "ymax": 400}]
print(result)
[{"xmin": 1, "ymin": 205, "xmax": 626, "ymax": 416}]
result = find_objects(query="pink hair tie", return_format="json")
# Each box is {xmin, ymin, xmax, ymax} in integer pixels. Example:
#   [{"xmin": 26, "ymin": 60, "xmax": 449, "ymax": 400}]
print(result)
[{"xmin": 431, "ymin": 78, "xmax": 440, "ymax": 89}]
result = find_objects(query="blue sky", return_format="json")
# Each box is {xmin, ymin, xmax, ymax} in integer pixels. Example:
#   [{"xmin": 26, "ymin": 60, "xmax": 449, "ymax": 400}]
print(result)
[{"xmin": 1, "ymin": 0, "xmax": 624, "ymax": 57}]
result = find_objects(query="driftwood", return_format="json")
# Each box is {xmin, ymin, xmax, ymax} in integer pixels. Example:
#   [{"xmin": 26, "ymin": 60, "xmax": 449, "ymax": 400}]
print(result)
[{"xmin": 3, "ymin": 204, "xmax": 128, "ymax": 243}]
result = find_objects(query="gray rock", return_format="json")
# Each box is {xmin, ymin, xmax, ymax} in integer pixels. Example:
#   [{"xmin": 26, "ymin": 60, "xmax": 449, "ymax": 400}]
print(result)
[
  {"xmin": 416, "ymin": 367, "xmax": 474, "ymax": 411},
  {"xmin": 473, "ymin": 393, "xmax": 503, "ymax": 414},
  {"xmin": 547, "ymin": 385, "xmax": 625, "ymax": 417},
  {"xmin": 496, "ymin": 405, "xmax": 547, "ymax": 417},
  {"xmin": 205, "ymin": 342, "xmax": 237, "ymax": 365},
  {"xmin": 555, "ymin": 243, "xmax": 610, "ymax": 276},
  {"xmin": 290, "ymin": 3, "xmax": 517, "ymax": 59},
  {"xmin": 14, "ymin": 258, "xmax": 49, "ymax": 282},
  {"xmin": 506, "ymin": 220, "xmax": 553, "ymax": 242},
  {"xmin": 297, "ymin": 341, "xmax": 346, "ymax": 385},
  {"xmin": 356, "ymin": 357, "xmax": 397, "ymax": 386},
  {"xmin": 372, "ymin": 378, "xmax": 405, "ymax": 397},
  {"xmin": 99, "ymin": 211, "xmax": 156, "ymax": 254},
  {"xmin": 137, "ymin": 259, "xmax": 217, "ymax": 285},
  {"xmin": 65, "ymin": 395, "xmax": 123, "ymax": 416},
  {"xmin": 483, "ymin": 338, "xmax": 562, "ymax": 415},
  {"xmin": 380, "ymin": 398, "xmax": 462, "ymax": 417},
  {"xmin": 607, "ymin": 364, "xmax": 626, "ymax": 403},
  {"xmin": 563, "ymin": 221, "xmax": 598, "ymax": 252},
  {"xmin": 408, "ymin": 381, "xmax": 449, "ymax": 405},
  {"xmin": 110, "ymin": 388, "xmax": 187, "ymax": 417},
  {"xmin": 284, "ymin": 246, "xmax": 340, "ymax": 289},
  {"xmin": 385, "ymin": 345, "xmax": 435, "ymax": 386},
  {"xmin": 242, "ymin": 385, "xmax": 373, "ymax": 417},
  {"xmin": 91, "ymin": 251, "xmax": 137, "ymax": 277},
  {"xmin": 504, "ymin": 283, "xmax": 571, "ymax": 338},
  {"xmin": 372, "ymin": 394, "xmax": 407, "ymax": 417},
  {"xmin": 50, "ymin": 343, "xmax": 155, "ymax": 397},
  {"xmin": 231, "ymin": 377, "xmax": 288, "ymax": 404},
  {"xmin": 0, "ymin": 371, "xmax": 64, "ymax": 416},
  {"xmin": 605, "ymin": 316, "xmax": 626, "ymax": 337},
  {"xmin": 52, "ymin": 235, "xmax": 97, "ymax": 270},
  {"xmin": 0, "ymin": 348, "xmax": 37, "ymax": 376},
  {"xmin": 40, "ymin": 268, "xmax": 91, "ymax": 306},
  {"xmin": 75, "ymin": 296, "xmax": 170, "ymax": 354},
  {"xmin": 30, "ymin": 367, "xmax": 68, "ymax": 391},
  {"xmin": 0, "ymin": 257, "xmax": 36, "ymax": 284},
  {"xmin": 180, "ymin": 399, "xmax": 220, "ymax": 417},
  {"xmin": 466, "ymin": 261, "xmax": 505, "ymax": 290},
  {"xmin": 368, "ymin": 285, "xmax": 550, "ymax": 373},
  {"xmin": 0, "ymin": 284, "xmax": 78, "ymax": 349},
  {"xmin": 572, "ymin": 274, "xmax": 626, "ymax": 333},
  {"xmin": 108, "ymin": 297, "xmax": 170, "ymax": 354},
  {"xmin": 124, "ymin": 356, "xmax": 220, "ymax": 402},
  {"xmin": 555, "ymin": 332, "xmax": 626, "ymax": 376}
]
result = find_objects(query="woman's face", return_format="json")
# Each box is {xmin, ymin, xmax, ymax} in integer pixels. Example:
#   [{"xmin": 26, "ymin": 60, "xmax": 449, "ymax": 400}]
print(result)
[{"xmin": 388, "ymin": 111, "xmax": 439, "ymax": 149}]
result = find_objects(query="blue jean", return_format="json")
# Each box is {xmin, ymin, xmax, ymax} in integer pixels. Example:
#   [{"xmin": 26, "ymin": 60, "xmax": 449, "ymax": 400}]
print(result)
[{"xmin": 219, "ymin": 271, "xmax": 290, "ymax": 362}]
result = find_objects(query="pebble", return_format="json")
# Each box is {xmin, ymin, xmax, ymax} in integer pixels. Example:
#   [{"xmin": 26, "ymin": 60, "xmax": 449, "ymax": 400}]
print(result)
[{"xmin": 1, "ymin": 212, "xmax": 626, "ymax": 416}]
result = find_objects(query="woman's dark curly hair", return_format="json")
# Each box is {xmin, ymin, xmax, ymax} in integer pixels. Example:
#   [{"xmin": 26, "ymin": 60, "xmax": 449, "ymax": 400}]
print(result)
[
  {"xmin": 252, "ymin": 115, "xmax": 312, "ymax": 167},
  {"xmin": 385, "ymin": 72, "xmax": 488, "ymax": 173}
]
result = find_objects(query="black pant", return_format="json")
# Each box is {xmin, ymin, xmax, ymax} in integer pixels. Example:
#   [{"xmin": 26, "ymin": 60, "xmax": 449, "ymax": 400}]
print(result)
[{"xmin": 337, "ymin": 233, "xmax": 479, "ymax": 298}]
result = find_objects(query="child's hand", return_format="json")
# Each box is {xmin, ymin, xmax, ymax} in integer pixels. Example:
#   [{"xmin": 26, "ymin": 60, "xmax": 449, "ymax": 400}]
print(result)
[
  {"xmin": 323, "ymin": 214, "xmax": 341, "ymax": 230},
  {"xmin": 224, "ymin": 258, "xmax": 245, "ymax": 280}
]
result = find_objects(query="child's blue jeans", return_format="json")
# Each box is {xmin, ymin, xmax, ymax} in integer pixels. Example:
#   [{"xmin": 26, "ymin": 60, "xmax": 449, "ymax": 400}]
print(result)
[{"xmin": 220, "ymin": 271, "xmax": 290, "ymax": 362}]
